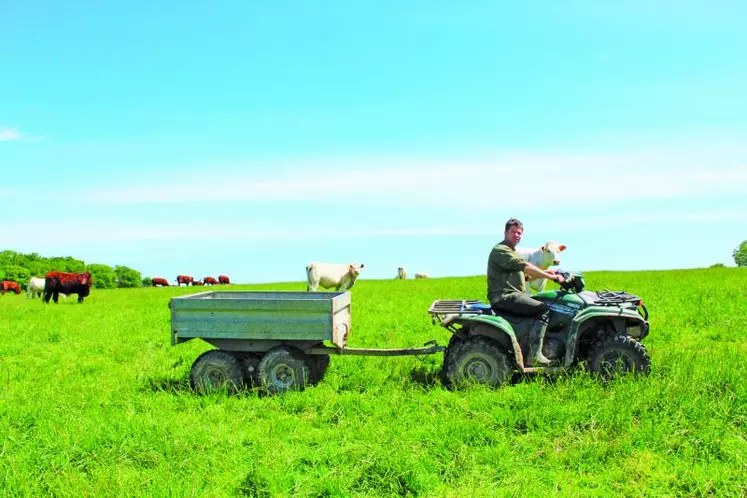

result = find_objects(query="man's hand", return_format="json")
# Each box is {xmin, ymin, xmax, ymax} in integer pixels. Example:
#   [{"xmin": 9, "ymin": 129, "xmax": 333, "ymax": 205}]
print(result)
[{"xmin": 553, "ymin": 273, "xmax": 565, "ymax": 285}]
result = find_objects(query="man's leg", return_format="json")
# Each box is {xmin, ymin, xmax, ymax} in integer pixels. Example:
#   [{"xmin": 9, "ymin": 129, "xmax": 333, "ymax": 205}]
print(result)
[{"xmin": 492, "ymin": 295, "xmax": 553, "ymax": 366}]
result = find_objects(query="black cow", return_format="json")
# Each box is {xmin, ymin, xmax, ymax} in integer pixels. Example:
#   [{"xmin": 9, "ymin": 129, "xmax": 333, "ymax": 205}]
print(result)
[{"xmin": 44, "ymin": 271, "xmax": 93, "ymax": 303}]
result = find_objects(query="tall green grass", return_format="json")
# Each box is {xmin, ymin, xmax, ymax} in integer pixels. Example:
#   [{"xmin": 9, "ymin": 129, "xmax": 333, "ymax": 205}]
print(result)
[{"xmin": 1, "ymin": 268, "xmax": 745, "ymax": 496}]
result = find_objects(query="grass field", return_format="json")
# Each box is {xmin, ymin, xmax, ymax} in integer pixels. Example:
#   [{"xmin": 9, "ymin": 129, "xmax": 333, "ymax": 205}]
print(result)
[{"xmin": 1, "ymin": 268, "xmax": 745, "ymax": 497}]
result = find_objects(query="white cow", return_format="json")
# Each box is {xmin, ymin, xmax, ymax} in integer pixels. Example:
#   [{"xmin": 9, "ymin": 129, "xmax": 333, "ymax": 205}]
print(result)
[
  {"xmin": 26, "ymin": 277, "xmax": 46, "ymax": 298},
  {"xmin": 306, "ymin": 262, "xmax": 364, "ymax": 292},
  {"xmin": 26, "ymin": 276, "xmax": 67, "ymax": 299},
  {"xmin": 396, "ymin": 265, "xmax": 408, "ymax": 280},
  {"xmin": 414, "ymin": 272, "xmax": 430, "ymax": 279},
  {"xmin": 518, "ymin": 240, "xmax": 567, "ymax": 294}
]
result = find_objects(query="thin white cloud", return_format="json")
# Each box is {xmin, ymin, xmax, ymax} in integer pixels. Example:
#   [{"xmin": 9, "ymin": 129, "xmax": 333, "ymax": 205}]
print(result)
[
  {"xmin": 0, "ymin": 127, "xmax": 23, "ymax": 142},
  {"xmin": 65, "ymin": 150, "xmax": 747, "ymax": 211},
  {"xmin": 6, "ymin": 209, "xmax": 747, "ymax": 246}
]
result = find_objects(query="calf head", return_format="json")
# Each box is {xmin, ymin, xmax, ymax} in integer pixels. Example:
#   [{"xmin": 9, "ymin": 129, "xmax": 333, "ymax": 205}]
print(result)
[
  {"xmin": 540, "ymin": 241, "xmax": 567, "ymax": 267},
  {"xmin": 348, "ymin": 263, "xmax": 365, "ymax": 278}
]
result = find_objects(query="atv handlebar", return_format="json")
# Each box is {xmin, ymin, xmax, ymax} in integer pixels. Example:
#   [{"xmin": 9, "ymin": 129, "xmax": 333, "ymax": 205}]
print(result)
[{"xmin": 555, "ymin": 270, "xmax": 586, "ymax": 293}]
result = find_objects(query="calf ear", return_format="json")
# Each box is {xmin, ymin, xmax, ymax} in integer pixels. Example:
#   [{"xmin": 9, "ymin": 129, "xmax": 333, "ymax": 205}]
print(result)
[
  {"xmin": 541, "ymin": 245, "xmax": 546, "ymax": 252},
  {"xmin": 559, "ymin": 245, "xmax": 567, "ymax": 252}
]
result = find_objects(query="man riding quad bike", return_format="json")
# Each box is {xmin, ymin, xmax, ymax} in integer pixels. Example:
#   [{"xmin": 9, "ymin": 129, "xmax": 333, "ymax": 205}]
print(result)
[{"xmin": 429, "ymin": 270, "xmax": 651, "ymax": 387}]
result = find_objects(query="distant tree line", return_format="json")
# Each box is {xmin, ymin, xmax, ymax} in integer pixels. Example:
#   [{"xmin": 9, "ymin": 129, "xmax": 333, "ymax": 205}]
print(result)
[{"xmin": 0, "ymin": 250, "xmax": 142, "ymax": 289}]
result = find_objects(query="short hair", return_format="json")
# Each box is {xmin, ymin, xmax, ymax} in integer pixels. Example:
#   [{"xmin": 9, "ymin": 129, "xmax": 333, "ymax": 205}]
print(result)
[{"xmin": 504, "ymin": 218, "xmax": 523, "ymax": 232}]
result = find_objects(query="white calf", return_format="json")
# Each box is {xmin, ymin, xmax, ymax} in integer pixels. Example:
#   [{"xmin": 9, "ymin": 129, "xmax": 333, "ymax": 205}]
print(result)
[
  {"xmin": 414, "ymin": 272, "xmax": 430, "ymax": 279},
  {"xmin": 306, "ymin": 262, "xmax": 364, "ymax": 292},
  {"xmin": 26, "ymin": 277, "xmax": 45, "ymax": 298},
  {"xmin": 518, "ymin": 241, "xmax": 567, "ymax": 294},
  {"xmin": 396, "ymin": 266, "xmax": 408, "ymax": 280},
  {"xmin": 26, "ymin": 276, "xmax": 68, "ymax": 299}
]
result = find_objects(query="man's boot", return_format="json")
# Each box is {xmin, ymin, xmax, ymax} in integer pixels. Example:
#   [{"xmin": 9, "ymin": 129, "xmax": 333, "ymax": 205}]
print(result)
[{"xmin": 526, "ymin": 312, "xmax": 552, "ymax": 367}]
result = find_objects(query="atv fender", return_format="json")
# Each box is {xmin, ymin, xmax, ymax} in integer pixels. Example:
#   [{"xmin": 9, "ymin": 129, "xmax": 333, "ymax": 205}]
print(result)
[
  {"xmin": 449, "ymin": 315, "xmax": 526, "ymax": 367},
  {"xmin": 566, "ymin": 307, "xmax": 649, "ymax": 364}
]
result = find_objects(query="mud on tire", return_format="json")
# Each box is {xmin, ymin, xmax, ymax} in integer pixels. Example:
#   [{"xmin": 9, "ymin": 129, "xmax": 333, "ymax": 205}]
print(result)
[
  {"xmin": 258, "ymin": 347, "xmax": 311, "ymax": 394},
  {"xmin": 444, "ymin": 336, "xmax": 513, "ymax": 388},
  {"xmin": 190, "ymin": 350, "xmax": 245, "ymax": 394},
  {"xmin": 587, "ymin": 334, "xmax": 651, "ymax": 380}
]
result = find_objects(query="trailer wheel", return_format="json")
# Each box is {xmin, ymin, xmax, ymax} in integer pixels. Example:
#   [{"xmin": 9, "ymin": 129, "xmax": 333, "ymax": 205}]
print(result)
[
  {"xmin": 445, "ymin": 336, "xmax": 512, "ymax": 388},
  {"xmin": 258, "ymin": 347, "xmax": 310, "ymax": 394},
  {"xmin": 190, "ymin": 350, "xmax": 245, "ymax": 394},
  {"xmin": 309, "ymin": 355, "xmax": 330, "ymax": 384},
  {"xmin": 237, "ymin": 353, "xmax": 261, "ymax": 386}
]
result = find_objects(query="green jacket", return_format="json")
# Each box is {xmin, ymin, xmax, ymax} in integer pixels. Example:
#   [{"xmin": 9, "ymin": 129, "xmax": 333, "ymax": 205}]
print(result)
[{"xmin": 487, "ymin": 241, "xmax": 527, "ymax": 304}]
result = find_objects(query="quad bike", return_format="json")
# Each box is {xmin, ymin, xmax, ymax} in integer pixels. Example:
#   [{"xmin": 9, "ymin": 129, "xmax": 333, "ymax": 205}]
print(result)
[{"xmin": 429, "ymin": 271, "xmax": 651, "ymax": 387}]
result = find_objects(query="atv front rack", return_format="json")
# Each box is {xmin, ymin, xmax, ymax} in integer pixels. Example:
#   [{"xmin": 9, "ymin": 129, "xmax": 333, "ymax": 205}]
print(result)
[
  {"xmin": 595, "ymin": 290, "xmax": 648, "ymax": 320},
  {"xmin": 594, "ymin": 290, "xmax": 642, "ymax": 305}
]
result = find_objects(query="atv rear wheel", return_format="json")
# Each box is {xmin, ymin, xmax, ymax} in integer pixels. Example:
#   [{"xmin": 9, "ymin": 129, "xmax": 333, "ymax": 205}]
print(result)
[
  {"xmin": 587, "ymin": 335, "xmax": 651, "ymax": 380},
  {"xmin": 445, "ymin": 336, "xmax": 513, "ymax": 388}
]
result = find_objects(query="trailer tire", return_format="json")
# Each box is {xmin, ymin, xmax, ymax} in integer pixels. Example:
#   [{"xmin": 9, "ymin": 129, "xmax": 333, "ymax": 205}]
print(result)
[
  {"xmin": 258, "ymin": 347, "xmax": 310, "ymax": 394},
  {"xmin": 237, "ymin": 353, "xmax": 261, "ymax": 386},
  {"xmin": 445, "ymin": 336, "xmax": 512, "ymax": 389},
  {"xmin": 309, "ymin": 355, "xmax": 330, "ymax": 385},
  {"xmin": 190, "ymin": 350, "xmax": 245, "ymax": 394}
]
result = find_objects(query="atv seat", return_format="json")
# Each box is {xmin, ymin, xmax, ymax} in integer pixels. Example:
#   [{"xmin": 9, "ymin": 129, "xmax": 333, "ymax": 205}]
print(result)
[
  {"xmin": 466, "ymin": 303, "xmax": 494, "ymax": 315},
  {"xmin": 467, "ymin": 303, "xmax": 528, "ymax": 321}
]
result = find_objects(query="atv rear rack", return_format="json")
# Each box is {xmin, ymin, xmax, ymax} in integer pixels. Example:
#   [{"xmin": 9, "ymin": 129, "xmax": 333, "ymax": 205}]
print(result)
[{"xmin": 428, "ymin": 299, "xmax": 482, "ymax": 325}]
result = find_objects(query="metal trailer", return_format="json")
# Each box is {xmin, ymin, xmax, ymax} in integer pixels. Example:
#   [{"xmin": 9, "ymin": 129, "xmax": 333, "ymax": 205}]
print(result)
[{"xmin": 170, "ymin": 290, "xmax": 443, "ymax": 393}]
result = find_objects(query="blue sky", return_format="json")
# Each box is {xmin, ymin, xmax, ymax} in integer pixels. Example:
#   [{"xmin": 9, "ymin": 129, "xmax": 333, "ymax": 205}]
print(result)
[{"xmin": 2, "ymin": 1, "xmax": 746, "ymax": 283}]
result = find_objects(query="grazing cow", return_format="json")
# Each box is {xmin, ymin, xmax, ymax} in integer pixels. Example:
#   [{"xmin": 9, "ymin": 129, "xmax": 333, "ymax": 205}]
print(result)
[
  {"xmin": 151, "ymin": 277, "xmax": 170, "ymax": 287},
  {"xmin": 1, "ymin": 280, "xmax": 21, "ymax": 295},
  {"xmin": 44, "ymin": 271, "xmax": 93, "ymax": 303},
  {"xmin": 192, "ymin": 280, "xmax": 204, "ymax": 286},
  {"xmin": 27, "ymin": 277, "xmax": 67, "ymax": 299},
  {"xmin": 518, "ymin": 240, "xmax": 567, "ymax": 294},
  {"xmin": 396, "ymin": 265, "xmax": 408, "ymax": 280},
  {"xmin": 175, "ymin": 275, "xmax": 193, "ymax": 286},
  {"xmin": 26, "ymin": 277, "xmax": 45, "ymax": 298},
  {"xmin": 306, "ymin": 262, "xmax": 364, "ymax": 292},
  {"xmin": 203, "ymin": 277, "xmax": 218, "ymax": 286},
  {"xmin": 218, "ymin": 275, "xmax": 230, "ymax": 285},
  {"xmin": 414, "ymin": 273, "xmax": 430, "ymax": 279}
]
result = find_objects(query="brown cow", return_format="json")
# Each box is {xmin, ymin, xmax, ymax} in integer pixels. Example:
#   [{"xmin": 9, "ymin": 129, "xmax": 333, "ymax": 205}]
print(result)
[
  {"xmin": 44, "ymin": 271, "xmax": 93, "ymax": 303},
  {"xmin": 151, "ymin": 277, "xmax": 170, "ymax": 287},
  {"xmin": 1, "ymin": 280, "xmax": 21, "ymax": 295},
  {"xmin": 218, "ymin": 275, "xmax": 230, "ymax": 285},
  {"xmin": 175, "ymin": 275, "xmax": 193, "ymax": 286},
  {"xmin": 192, "ymin": 280, "xmax": 204, "ymax": 286},
  {"xmin": 203, "ymin": 277, "xmax": 218, "ymax": 286}
]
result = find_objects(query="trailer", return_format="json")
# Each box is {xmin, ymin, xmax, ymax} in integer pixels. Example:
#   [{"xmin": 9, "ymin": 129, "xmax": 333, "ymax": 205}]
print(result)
[{"xmin": 170, "ymin": 290, "xmax": 444, "ymax": 393}]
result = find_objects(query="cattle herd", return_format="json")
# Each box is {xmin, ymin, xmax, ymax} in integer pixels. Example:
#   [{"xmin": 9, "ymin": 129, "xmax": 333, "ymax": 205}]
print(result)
[
  {"xmin": 2, "ymin": 271, "xmax": 93, "ymax": 303},
  {"xmin": 0, "ymin": 272, "xmax": 233, "ymax": 304},
  {"xmin": 160, "ymin": 275, "xmax": 231, "ymax": 287},
  {"xmin": 2, "ymin": 257, "xmax": 455, "ymax": 303}
]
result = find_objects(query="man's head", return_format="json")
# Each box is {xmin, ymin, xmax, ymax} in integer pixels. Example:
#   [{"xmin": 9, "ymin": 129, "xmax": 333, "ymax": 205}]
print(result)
[{"xmin": 504, "ymin": 218, "xmax": 523, "ymax": 248}]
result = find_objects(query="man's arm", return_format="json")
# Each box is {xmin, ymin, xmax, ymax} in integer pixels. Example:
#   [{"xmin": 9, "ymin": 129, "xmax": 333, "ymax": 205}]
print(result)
[{"xmin": 525, "ymin": 263, "xmax": 565, "ymax": 284}]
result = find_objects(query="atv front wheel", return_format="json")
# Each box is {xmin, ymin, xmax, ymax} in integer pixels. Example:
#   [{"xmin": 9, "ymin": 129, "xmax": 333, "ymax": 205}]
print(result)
[
  {"xmin": 445, "ymin": 336, "xmax": 513, "ymax": 388},
  {"xmin": 587, "ymin": 335, "xmax": 651, "ymax": 380}
]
